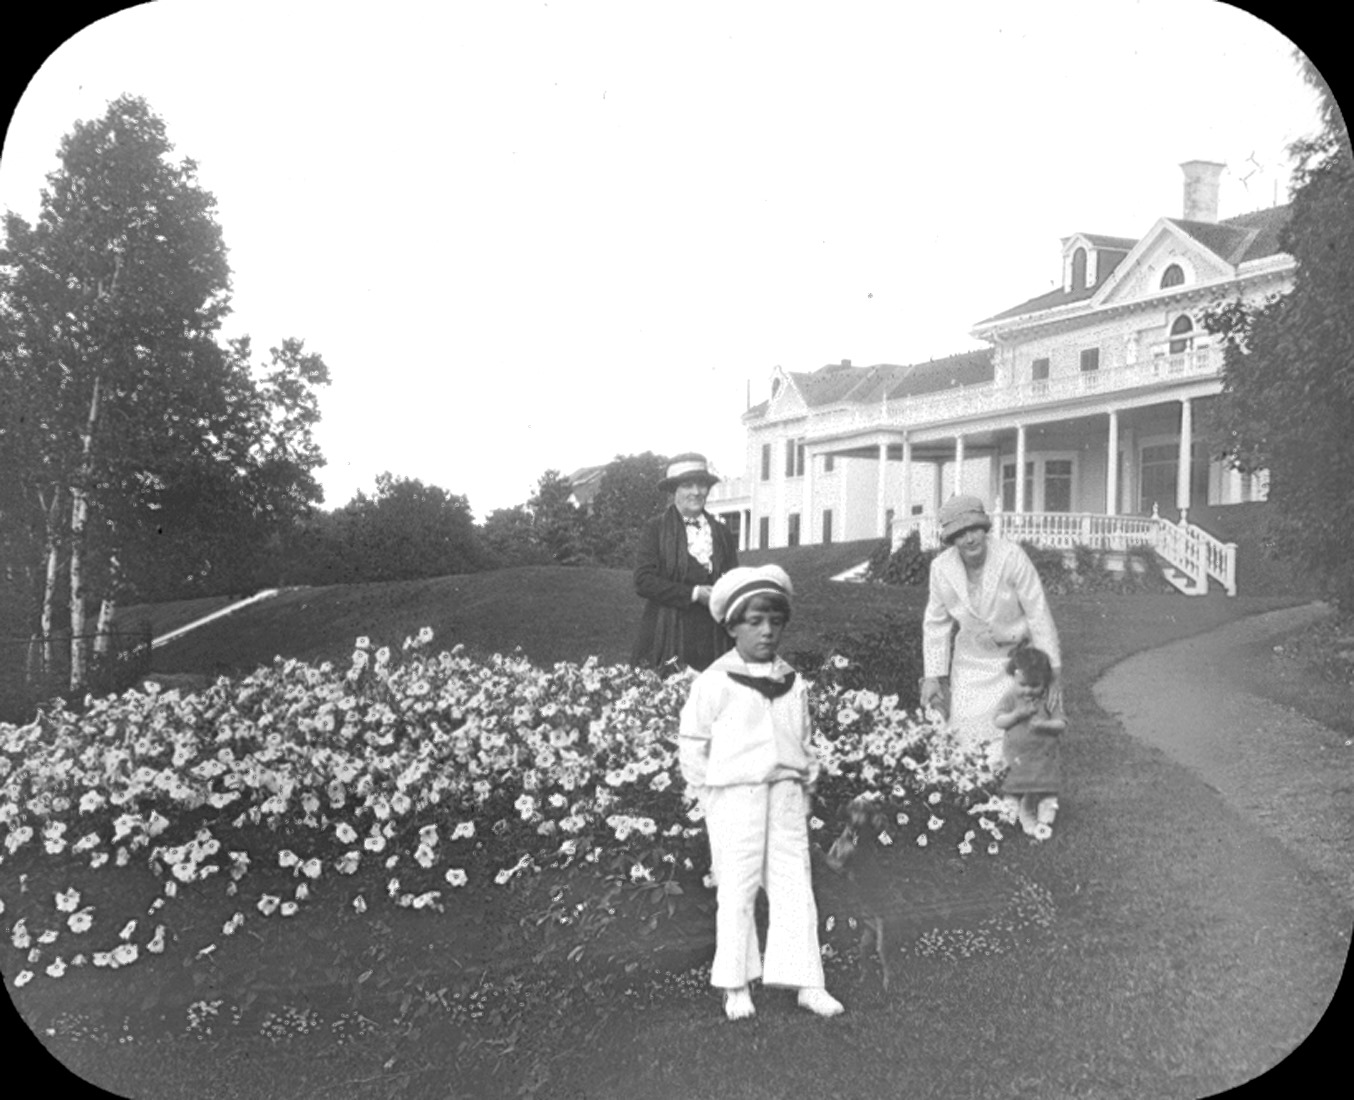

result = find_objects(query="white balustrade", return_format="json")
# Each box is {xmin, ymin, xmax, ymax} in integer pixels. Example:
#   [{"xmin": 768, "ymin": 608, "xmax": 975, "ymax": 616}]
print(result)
[
  {"xmin": 796, "ymin": 346, "xmax": 1224, "ymax": 437},
  {"xmin": 888, "ymin": 508, "xmax": 1236, "ymax": 596}
]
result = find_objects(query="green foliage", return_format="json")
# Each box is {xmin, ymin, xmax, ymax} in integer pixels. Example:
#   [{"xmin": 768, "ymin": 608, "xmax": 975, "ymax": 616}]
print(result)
[
  {"xmin": 276, "ymin": 474, "xmax": 488, "ymax": 585},
  {"xmin": 0, "ymin": 96, "xmax": 330, "ymax": 622},
  {"xmin": 528, "ymin": 470, "xmax": 589, "ymax": 565},
  {"xmin": 1017, "ymin": 540, "xmax": 1073, "ymax": 594},
  {"xmin": 585, "ymin": 452, "xmax": 670, "ymax": 567},
  {"xmin": 864, "ymin": 529, "xmax": 935, "ymax": 585},
  {"xmin": 1203, "ymin": 60, "xmax": 1354, "ymax": 607},
  {"xmin": 479, "ymin": 504, "xmax": 552, "ymax": 568}
]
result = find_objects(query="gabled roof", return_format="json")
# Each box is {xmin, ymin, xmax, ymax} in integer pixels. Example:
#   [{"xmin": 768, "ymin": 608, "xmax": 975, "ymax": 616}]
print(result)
[
  {"xmin": 979, "ymin": 248, "xmax": 1129, "ymax": 323},
  {"xmin": 786, "ymin": 361, "xmax": 878, "ymax": 407},
  {"xmin": 979, "ymin": 204, "xmax": 1292, "ymax": 326},
  {"xmin": 1170, "ymin": 204, "xmax": 1290, "ymax": 265},
  {"xmin": 745, "ymin": 349, "xmax": 993, "ymax": 420}
]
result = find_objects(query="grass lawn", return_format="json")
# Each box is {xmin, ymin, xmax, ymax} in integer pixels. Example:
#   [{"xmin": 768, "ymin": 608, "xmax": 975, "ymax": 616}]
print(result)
[
  {"xmin": 1231, "ymin": 607, "xmax": 1354, "ymax": 738},
  {"xmin": 9, "ymin": 555, "xmax": 1330, "ymax": 1100}
]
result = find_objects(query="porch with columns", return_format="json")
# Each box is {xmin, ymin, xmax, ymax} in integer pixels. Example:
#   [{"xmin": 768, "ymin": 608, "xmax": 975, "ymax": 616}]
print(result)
[{"xmin": 886, "ymin": 393, "xmax": 1236, "ymax": 595}]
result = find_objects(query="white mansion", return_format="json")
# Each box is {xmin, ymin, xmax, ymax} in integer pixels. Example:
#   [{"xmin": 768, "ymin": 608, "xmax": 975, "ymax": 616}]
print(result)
[{"xmin": 705, "ymin": 162, "xmax": 1291, "ymax": 595}]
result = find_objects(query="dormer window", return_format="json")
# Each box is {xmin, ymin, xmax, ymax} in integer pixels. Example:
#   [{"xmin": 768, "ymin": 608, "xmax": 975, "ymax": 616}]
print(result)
[
  {"xmin": 1160, "ymin": 263, "xmax": 1185, "ymax": 289},
  {"xmin": 1071, "ymin": 247, "xmax": 1087, "ymax": 290}
]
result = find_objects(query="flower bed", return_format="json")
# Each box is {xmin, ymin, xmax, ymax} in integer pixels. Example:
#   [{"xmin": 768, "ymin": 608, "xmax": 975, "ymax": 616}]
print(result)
[{"xmin": 0, "ymin": 630, "xmax": 1017, "ymax": 992}]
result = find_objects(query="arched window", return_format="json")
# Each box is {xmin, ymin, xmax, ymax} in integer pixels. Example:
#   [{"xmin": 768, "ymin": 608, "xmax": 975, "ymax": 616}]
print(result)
[
  {"xmin": 1160, "ymin": 263, "xmax": 1185, "ymax": 288},
  {"xmin": 1071, "ymin": 247, "xmax": 1087, "ymax": 289},
  {"xmin": 1168, "ymin": 314, "xmax": 1194, "ymax": 355}
]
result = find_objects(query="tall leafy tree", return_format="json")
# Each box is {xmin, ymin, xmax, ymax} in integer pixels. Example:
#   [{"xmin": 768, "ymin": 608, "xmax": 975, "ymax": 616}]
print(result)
[
  {"xmin": 527, "ymin": 470, "xmax": 589, "ymax": 565},
  {"xmin": 585, "ymin": 452, "xmax": 670, "ymax": 566},
  {"xmin": 337, "ymin": 473, "xmax": 485, "ymax": 583},
  {"xmin": 1205, "ymin": 56, "xmax": 1354, "ymax": 604},
  {"xmin": 0, "ymin": 95, "xmax": 329, "ymax": 688},
  {"xmin": 479, "ymin": 504, "xmax": 551, "ymax": 568}
]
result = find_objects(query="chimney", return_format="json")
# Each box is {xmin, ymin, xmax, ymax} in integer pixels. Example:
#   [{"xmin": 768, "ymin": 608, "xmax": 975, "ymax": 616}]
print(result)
[{"xmin": 1180, "ymin": 160, "xmax": 1224, "ymax": 223}]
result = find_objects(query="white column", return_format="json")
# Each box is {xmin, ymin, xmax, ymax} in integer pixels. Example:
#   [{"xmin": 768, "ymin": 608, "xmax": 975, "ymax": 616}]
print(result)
[
  {"xmin": 876, "ymin": 442, "xmax": 888, "ymax": 536},
  {"xmin": 953, "ymin": 435, "xmax": 965, "ymax": 496},
  {"xmin": 1014, "ymin": 425, "xmax": 1027, "ymax": 512},
  {"xmin": 1177, "ymin": 398, "xmax": 1193, "ymax": 520},
  {"xmin": 900, "ymin": 436, "xmax": 913, "ymax": 523},
  {"xmin": 803, "ymin": 449, "xmax": 813, "ymax": 542},
  {"xmin": 1106, "ymin": 409, "xmax": 1119, "ymax": 517},
  {"xmin": 1122, "ymin": 426, "xmax": 1137, "ymax": 514},
  {"xmin": 838, "ymin": 454, "xmax": 848, "ymax": 540}
]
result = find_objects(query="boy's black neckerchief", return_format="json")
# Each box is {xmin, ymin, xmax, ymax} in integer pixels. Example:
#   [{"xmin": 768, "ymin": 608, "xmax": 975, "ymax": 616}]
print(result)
[{"xmin": 725, "ymin": 670, "xmax": 796, "ymax": 699}]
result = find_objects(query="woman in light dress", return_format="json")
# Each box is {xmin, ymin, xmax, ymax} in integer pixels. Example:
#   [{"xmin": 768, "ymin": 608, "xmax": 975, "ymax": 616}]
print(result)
[{"xmin": 919, "ymin": 495, "xmax": 1062, "ymax": 763}]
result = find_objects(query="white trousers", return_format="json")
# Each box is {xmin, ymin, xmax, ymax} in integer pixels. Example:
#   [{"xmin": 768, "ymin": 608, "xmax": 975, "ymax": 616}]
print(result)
[{"xmin": 704, "ymin": 780, "xmax": 824, "ymax": 990}]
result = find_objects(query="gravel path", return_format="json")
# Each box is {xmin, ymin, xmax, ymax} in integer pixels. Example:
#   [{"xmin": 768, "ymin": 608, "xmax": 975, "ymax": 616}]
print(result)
[{"xmin": 1095, "ymin": 601, "xmax": 1354, "ymax": 912}]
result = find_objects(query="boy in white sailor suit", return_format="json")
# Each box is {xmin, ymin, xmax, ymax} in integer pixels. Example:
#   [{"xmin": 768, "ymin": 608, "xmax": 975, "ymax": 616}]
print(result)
[{"xmin": 678, "ymin": 564, "xmax": 844, "ymax": 1021}]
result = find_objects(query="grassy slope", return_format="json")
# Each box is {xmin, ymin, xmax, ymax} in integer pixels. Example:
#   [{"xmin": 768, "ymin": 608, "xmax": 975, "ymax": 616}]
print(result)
[
  {"xmin": 113, "ymin": 594, "xmax": 247, "ymax": 640},
  {"xmin": 145, "ymin": 546, "xmax": 914, "ymax": 679}
]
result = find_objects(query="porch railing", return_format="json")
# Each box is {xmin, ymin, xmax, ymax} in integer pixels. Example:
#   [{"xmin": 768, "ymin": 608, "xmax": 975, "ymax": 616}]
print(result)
[
  {"xmin": 805, "ymin": 345, "xmax": 1224, "ymax": 439},
  {"xmin": 891, "ymin": 508, "xmax": 1236, "ymax": 596}
]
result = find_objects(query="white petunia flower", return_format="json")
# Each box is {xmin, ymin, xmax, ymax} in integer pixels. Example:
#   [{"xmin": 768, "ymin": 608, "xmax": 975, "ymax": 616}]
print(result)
[
  {"xmin": 444, "ymin": 868, "xmax": 468, "ymax": 887},
  {"xmin": 352, "ymin": 895, "xmax": 367, "ymax": 914},
  {"xmin": 13, "ymin": 971, "xmax": 32, "ymax": 988},
  {"xmin": 55, "ymin": 889, "xmax": 81, "ymax": 913},
  {"xmin": 257, "ymin": 895, "xmax": 280, "ymax": 916}
]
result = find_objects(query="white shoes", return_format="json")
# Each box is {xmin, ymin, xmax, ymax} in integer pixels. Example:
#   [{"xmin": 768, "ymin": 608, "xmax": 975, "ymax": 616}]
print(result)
[
  {"xmin": 1037, "ymin": 797, "xmax": 1059, "ymax": 825},
  {"xmin": 724, "ymin": 987, "xmax": 755, "ymax": 1020},
  {"xmin": 797, "ymin": 987, "xmax": 845, "ymax": 1017},
  {"xmin": 723, "ymin": 986, "xmax": 844, "ymax": 1019}
]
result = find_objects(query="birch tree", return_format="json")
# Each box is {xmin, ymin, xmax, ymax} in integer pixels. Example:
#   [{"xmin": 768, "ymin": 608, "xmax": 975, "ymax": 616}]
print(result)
[{"xmin": 1, "ymin": 95, "xmax": 231, "ymax": 689}]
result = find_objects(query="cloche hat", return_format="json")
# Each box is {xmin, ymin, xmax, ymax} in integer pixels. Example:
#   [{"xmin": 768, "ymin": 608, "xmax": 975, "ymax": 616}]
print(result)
[
  {"xmin": 937, "ymin": 494, "xmax": 992, "ymax": 543},
  {"xmin": 708, "ymin": 564, "xmax": 793, "ymax": 625},
  {"xmin": 658, "ymin": 453, "xmax": 720, "ymax": 493}
]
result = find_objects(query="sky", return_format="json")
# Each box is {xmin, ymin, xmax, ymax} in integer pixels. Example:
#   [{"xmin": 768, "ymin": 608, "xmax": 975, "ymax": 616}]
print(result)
[{"xmin": 0, "ymin": 1, "xmax": 1326, "ymax": 519}]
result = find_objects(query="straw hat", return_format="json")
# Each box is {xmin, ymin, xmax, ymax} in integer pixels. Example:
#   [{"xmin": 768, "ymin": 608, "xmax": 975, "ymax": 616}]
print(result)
[{"xmin": 658, "ymin": 453, "xmax": 720, "ymax": 493}]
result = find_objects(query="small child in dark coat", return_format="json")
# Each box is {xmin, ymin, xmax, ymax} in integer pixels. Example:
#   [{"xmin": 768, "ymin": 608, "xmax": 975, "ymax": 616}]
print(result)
[{"xmin": 994, "ymin": 644, "xmax": 1066, "ymax": 839}]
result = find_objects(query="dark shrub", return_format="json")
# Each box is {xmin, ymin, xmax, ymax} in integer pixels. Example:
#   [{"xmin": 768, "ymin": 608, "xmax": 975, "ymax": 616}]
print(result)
[{"xmin": 864, "ymin": 530, "xmax": 935, "ymax": 586}]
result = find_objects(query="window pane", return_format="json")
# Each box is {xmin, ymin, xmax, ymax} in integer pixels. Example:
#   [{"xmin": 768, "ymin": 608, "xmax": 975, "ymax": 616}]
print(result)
[
  {"xmin": 787, "ymin": 513, "xmax": 800, "ymax": 547},
  {"xmin": 1044, "ymin": 460, "xmax": 1073, "ymax": 512},
  {"xmin": 1080, "ymin": 348, "xmax": 1100, "ymax": 372}
]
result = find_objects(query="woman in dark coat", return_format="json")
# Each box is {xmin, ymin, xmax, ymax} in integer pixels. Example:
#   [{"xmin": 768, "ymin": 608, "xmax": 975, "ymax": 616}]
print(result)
[{"xmin": 632, "ymin": 453, "xmax": 739, "ymax": 672}]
